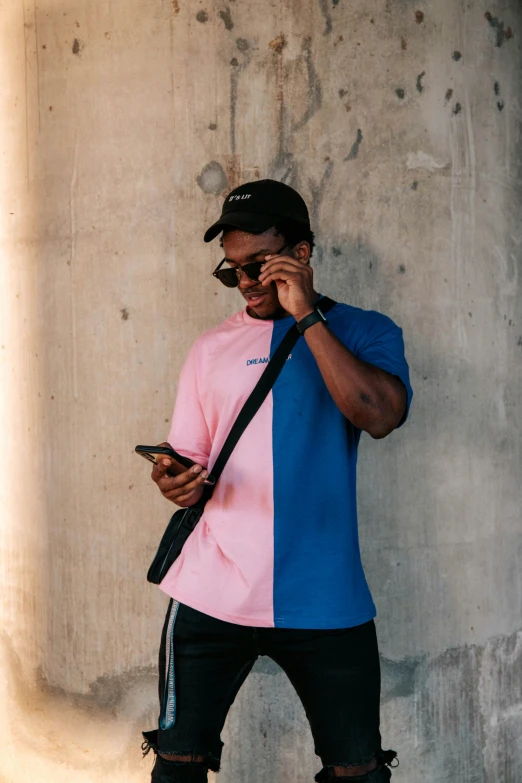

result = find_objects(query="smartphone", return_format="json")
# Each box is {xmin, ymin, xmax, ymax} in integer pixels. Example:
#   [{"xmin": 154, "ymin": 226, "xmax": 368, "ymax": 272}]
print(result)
[{"xmin": 135, "ymin": 445, "xmax": 215, "ymax": 484}]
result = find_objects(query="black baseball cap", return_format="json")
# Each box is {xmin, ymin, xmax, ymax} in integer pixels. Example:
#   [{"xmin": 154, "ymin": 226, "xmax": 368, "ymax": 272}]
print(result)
[{"xmin": 203, "ymin": 179, "xmax": 310, "ymax": 243}]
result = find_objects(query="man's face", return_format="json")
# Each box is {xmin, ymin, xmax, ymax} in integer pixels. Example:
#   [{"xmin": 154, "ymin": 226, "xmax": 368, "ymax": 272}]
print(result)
[{"xmin": 221, "ymin": 228, "xmax": 290, "ymax": 320}]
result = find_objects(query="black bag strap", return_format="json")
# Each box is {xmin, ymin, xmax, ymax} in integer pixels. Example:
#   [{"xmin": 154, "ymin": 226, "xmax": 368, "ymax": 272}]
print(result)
[{"xmin": 206, "ymin": 296, "xmax": 337, "ymax": 488}]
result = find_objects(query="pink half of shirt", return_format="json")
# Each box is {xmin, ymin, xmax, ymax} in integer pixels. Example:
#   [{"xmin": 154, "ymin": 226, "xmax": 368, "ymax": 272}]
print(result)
[{"xmin": 160, "ymin": 309, "xmax": 278, "ymax": 626}]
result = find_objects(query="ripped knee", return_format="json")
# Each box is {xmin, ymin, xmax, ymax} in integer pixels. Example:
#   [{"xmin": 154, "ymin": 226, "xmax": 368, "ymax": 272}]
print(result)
[
  {"xmin": 159, "ymin": 753, "xmax": 206, "ymax": 763},
  {"xmin": 152, "ymin": 755, "xmax": 208, "ymax": 782},
  {"xmin": 142, "ymin": 730, "xmax": 220, "ymax": 782},
  {"xmin": 332, "ymin": 759, "xmax": 378, "ymax": 777},
  {"xmin": 316, "ymin": 750, "xmax": 398, "ymax": 781}
]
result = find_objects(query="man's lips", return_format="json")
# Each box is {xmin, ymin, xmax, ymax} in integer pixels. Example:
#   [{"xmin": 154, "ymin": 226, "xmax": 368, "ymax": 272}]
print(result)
[{"xmin": 244, "ymin": 291, "xmax": 268, "ymax": 306}]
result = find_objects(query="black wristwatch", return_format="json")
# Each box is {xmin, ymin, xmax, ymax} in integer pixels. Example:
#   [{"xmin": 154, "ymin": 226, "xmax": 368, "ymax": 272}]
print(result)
[{"xmin": 296, "ymin": 306, "xmax": 328, "ymax": 335}]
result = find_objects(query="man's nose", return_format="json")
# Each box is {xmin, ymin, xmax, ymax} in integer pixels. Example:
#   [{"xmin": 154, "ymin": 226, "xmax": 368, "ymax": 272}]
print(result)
[{"xmin": 238, "ymin": 269, "xmax": 258, "ymax": 290}]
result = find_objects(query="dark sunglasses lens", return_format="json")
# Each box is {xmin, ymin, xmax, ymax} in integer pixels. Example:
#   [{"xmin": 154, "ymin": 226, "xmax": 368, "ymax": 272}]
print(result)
[
  {"xmin": 242, "ymin": 262, "xmax": 264, "ymax": 282},
  {"xmin": 215, "ymin": 269, "xmax": 239, "ymax": 288}
]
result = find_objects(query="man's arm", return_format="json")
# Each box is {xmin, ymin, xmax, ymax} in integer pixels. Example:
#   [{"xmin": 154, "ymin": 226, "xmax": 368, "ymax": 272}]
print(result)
[
  {"xmin": 302, "ymin": 323, "xmax": 407, "ymax": 438},
  {"xmin": 258, "ymin": 252, "xmax": 408, "ymax": 439}
]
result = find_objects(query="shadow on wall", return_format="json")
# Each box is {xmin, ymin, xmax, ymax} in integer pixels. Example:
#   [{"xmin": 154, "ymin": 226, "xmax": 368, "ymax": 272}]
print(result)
[{"xmin": 0, "ymin": 631, "xmax": 157, "ymax": 782}]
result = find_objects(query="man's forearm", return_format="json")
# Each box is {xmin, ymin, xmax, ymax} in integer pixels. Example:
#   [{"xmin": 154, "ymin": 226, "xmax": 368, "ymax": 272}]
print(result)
[{"xmin": 302, "ymin": 321, "xmax": 407, "ymax": 438}]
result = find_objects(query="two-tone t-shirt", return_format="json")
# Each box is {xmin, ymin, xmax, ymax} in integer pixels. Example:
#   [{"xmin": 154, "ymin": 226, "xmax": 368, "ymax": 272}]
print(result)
[{"xmin": 160, "ymin": 300, "xmax": 413, "ymax": 629}]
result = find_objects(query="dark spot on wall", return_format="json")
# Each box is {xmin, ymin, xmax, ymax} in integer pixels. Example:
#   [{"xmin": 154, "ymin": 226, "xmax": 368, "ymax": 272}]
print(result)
[
  {"xmin": 228, "ymin": 36, "xmax": 251, "ymax": 160},
  {"xmin": 497, "ymin": 101, "xmax": 504, "ymax": 112},
  {"xmin": 517, "ymin": 336, "xmax": 522, "ymax": 346},
  {"xmin": 208, "ymin": 122, "xmax": 217, "ymax": 130},
  {"xmin": 411, "ymin": 181, "xmax": 418, "ymax": 190},
  {"xmin": 196, "ymin": 10, "xmax": 208, "ymax": 22},
  {"xmin": 268, "ymin": 33, "xmax": 286, "ymax": 54},
  {"xmin": 36, "ymin": 659, "xmax": 158, "ymax": 715},
  {"xmin": 308, "ymin": 160, "xmax": 334, "ymax": 265},
  {"xmin": 401, "ymin": 37, "xmax": 407, "ymax": 50},
  {"xmin": 452, "ymin": 50, "xmax": 462, "ymax": 61},
  {"xmin": 494, "ymin": 81, "xmax": 500, "ymax": 96},
  {"xmin": 236, "ymin": 38, "xmax": 249, "ymax": 51},
  {"xmin": 42, "ymin": 44, "xmax": 47, "ymax": 49},
  {"xmin": 453, "ymin": 102, "xmax": 462, "ymax": 115},
  {"xmin": 318, "ymin": 0, "xmax": 333, "ymax": 35},
  {"xmin": 333, "ymin": 35, "xmax": 344, "ymax": 46},
  {"xmin": 120, "ymin": 308, "xmax": 129, "ymax": 321},
  {"xmin": 381, "ymin": 656, "xmax": 420, "ymax": 701},
  {"xmin": 332, "ymin": 0, "xmax": 341, "ymax": 5},
  {"xmin": 339, "ymin": 88, "xmax": 347, "ymax": 98},
  {"xmin": 445, "ymin": 88, "xmax": 453, "ymax": 103},
  {"xmin": 398, "ymin": 264, "xmax": 406, "ymax": 274},
  {"xmin": 332, "ymin": 247, "xmax": 342, "ymax": 257},
  {"xmin": 219, "ymin": 7, "xmax": 234, "ymax": 30},
  {"xmin": 269, "ymin": 35, "xmax": 286, "ymax": 53},
  {"xmin": 416, "ymin": 71, "xmax": 426, "ymax": 93},
  {"xmin": 345, "ymin": 128, "xmax": 363, "ymax": 160},
  {"xmin": 395, "ymin": 87, "xmax": 405, "ymax": 99},
  {"xmin": 484, "ymin": 12, "xmax": 510, "ymax": 47},
  {"xmin": 415, "ymin": 10, "xmax": 424, "ymax": 23},
  {"xmin": 292, "ymin": 37, "xmax": 323, "ymax": 132},
  {"xmin": 172, "ymin": 0, "xmax": 180, "ymax": 12},
  {"xmin": 270, "ymin": 151, "xmax": 296, "ymax": 187},
  {"xmin": 72, "ymin": 38, "xmax": 81, "ymax": 55},
  {"xmin": 196, "ymin": 161, "xmax": 228, "ymax": 195}
]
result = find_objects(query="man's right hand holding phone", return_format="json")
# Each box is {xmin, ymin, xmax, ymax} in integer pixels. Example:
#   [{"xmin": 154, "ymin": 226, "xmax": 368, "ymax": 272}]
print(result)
[{"xmin": 151, "ymin": 443, "xmax": 209, "ymax": 507}]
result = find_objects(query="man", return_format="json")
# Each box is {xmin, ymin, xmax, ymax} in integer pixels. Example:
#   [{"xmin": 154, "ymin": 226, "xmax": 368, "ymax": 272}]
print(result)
[{"xmin": 142, "ymin": 179, "xmax": 413, "ymax": 782}]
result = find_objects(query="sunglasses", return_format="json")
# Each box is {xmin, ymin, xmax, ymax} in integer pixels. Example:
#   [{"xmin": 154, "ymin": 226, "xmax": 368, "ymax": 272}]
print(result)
[{"xmin": 212, "ymin": 244, "xmax": 288, "ymax": 288}]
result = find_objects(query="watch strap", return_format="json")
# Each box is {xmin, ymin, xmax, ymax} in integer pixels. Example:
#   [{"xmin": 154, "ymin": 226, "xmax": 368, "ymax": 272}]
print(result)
[{"xmin": 296, "ymin": 306, "xmax": 328, "ymax": 335}]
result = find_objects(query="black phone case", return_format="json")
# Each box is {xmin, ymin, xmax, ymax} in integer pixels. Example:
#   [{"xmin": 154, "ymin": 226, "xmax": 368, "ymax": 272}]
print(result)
[{"xmin": 135, "ymin": 445, "xmax": 196, "ymax": 471}]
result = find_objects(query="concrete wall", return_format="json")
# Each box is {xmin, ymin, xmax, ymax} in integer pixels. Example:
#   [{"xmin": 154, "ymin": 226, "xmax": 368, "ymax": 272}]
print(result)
[{"xmin": 1, "ymin": 0, "xmax": 521, "ymax": 781}]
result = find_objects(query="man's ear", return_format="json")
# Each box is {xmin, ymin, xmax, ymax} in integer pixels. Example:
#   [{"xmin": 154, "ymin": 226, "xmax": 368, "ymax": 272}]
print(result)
[{"xmin": 294, "ymin": 241, "xmax": 311, "ymax": 265}]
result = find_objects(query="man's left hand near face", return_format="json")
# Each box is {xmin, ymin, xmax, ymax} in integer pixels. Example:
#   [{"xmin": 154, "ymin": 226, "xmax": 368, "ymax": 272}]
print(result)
[{"xmin": 258, "ymin": 254, "xmax": 315, "ymax": 322}]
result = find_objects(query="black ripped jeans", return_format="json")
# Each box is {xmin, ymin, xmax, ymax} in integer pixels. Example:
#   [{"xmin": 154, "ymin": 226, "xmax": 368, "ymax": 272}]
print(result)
[{"xmin": 142, "ymin": 601, "xmax": 398, "ymax": 782}]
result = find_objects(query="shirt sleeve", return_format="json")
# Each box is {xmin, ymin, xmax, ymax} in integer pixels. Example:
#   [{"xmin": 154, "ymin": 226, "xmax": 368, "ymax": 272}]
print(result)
[
  {"xmin": 167, "ymin": 339, "xmax": 212, "ymax": 466},
  {"xmin": 353, "ymin": 311, "xmax": 414, "ymax": 428}
]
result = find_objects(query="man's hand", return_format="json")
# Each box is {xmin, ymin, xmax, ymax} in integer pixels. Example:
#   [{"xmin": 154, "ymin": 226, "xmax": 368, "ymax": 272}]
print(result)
[
  {"xmin": 152, "ymin": 456, "xmax": 209, "ymax": 507},
  {"xmin": 258, "ymin": 254, "xmax": 315, "ymax": 322}
]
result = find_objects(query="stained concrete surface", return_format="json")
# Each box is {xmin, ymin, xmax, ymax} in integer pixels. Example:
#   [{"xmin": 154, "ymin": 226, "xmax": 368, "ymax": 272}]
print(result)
[{"xmin": 0, "ymin": 0, "xmax": 521, "ymax": 781}]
